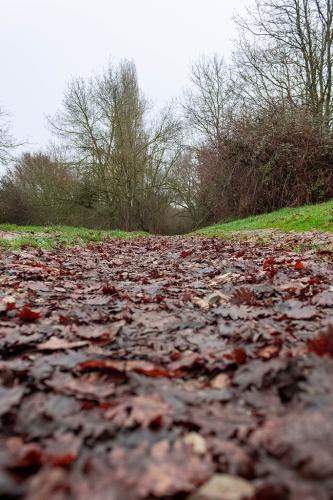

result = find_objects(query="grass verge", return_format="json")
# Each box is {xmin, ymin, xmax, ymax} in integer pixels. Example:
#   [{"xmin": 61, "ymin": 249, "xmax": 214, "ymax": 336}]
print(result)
[
  {"xmin": 0, "ymin": 224, "xmax": 146, "ymax": 250},
  {"xmin": 195, "ymin": 199, "xmax": 333, "ymax": 236}
]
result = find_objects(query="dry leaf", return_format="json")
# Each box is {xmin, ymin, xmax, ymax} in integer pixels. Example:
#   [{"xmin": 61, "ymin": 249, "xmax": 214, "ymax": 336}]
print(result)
[{"xmin": 37, "ymin": 337, "xmax": 89, "ymax": 351}]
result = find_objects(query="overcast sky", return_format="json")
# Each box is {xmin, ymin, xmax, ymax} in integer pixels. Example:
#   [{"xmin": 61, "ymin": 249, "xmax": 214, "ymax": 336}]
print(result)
[{"xmin": 1, "ymin": 0, "xmax": 248, "ymax": 151}]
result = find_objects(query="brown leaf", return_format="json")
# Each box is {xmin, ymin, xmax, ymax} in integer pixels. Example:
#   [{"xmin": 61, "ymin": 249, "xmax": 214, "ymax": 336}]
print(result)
[
  {"xmin": 37, "ymin": 337, "xmax": 89, "ymax": 351},
  {"xmin": 43, "ymin": 432, "xmax": 81, "ymax": 466},
  {"xmin": 307, "ymin": 326, "xmax": 333, "ymax": 357},
  {"xmin": 79, "ymin": 358, "xmax": 181, "ymax": 378},
  {"xmin": 105, "ymin": 395, "xmax": 171, "ymax": 428},
  {"xmin": 0, "ymin": 387, "xmax": 25, "ymax": 416},
  {"xmin": 231, "ymin": 287, "xmax": 257, "ymax": 306}
]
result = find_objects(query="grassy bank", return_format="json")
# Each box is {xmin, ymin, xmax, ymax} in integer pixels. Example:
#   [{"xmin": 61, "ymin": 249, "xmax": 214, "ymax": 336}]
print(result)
[
  {"xmin": 2, "ymin": 199, "xmax": 333, "ymax": 250},
  {"xmin": 0, "ymin": 224, "xmax": 146, "ymax": 250},
  {"xmin": 195, "ymin": 199, "xmax": 333, "ymax": 236}
]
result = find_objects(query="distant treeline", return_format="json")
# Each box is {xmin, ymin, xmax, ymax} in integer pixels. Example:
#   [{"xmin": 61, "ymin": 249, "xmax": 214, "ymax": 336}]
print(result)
[{"xmin": 1, "ymin": 0, "xmax": 333, "ymax": 233}]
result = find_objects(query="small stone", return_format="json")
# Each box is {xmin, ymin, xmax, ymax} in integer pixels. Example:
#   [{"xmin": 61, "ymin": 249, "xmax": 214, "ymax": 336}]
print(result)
[
  {"xmin": 210, "ymin": 373, "xmax": 230, "ymax": 389},
  {"xmin": 207, "ymin": 291, "xmax": 229, "ymax": 306},
  {"xmin": 184, "ymin": 432, "xmax": 207, "ymax": 455},
  {"xmin": 192, "ymin": 297, "xmax": 210, "ymax": 309},
  {"xmin": 188, "ymin": 474, "xmax": 255, "ymax": 500},
  {"xmin": 192, "ymin": 292, "xmax": 228, "ymax": 309}
]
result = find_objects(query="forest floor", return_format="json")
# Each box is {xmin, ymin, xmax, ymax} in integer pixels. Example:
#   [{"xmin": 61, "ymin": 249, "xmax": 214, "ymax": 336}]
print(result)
[{"xmin": 0, "ymin": 233, "xmax": 333, "ymax": 499}]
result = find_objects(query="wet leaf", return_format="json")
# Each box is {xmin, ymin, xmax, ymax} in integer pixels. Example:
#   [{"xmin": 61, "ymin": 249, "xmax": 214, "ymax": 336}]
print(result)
[
  {"xmin": 0, "ymin": 234, "xmax": 333, "ymax": 498},
  {"xmin": 18, "ymin": 307, "xmax": 41, "ymax": 322}
]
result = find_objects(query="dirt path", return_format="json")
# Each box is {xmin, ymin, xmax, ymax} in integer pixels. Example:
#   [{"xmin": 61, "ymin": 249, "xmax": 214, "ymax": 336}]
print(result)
[{"xmin": 0, "ymin": 236, "xmax": 333, "ymax": 499}]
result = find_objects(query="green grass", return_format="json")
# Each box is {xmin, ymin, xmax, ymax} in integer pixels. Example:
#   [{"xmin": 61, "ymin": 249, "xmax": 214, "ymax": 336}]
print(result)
[
  {"xmin": 2, "ymin": 199, "xmax": 333, "ymax": 250},
  {"xmin": 195, "ymin": 199, "xmax": 333, "ymax": 236},
  {"xmin": 0, "ymin": 224, "xmax": 146, "ymax": 250}
]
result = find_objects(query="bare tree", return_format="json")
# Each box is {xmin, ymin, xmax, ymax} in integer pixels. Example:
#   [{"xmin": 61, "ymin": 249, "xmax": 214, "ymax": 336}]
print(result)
[
  {"xmin": 168, "ymin": 150, "xmax": 205, "ymax": 227},
  {"xmin": 0, "ymin": 107, "xmax": 17, "ymax": 165},
  {"xmin": 234, "ymin": 0, "xmax": 333, "ymax": 127},
  {"xmin": 49, "ymin": 60, "xmax": 183, "ymax": 231},
  {"xmin": 181, "ymin": 56, "xmax": 237, "ymax": 226},
  {"xmin": 183, "ymin": 55, "xmax": 234, "ymax": 146}
]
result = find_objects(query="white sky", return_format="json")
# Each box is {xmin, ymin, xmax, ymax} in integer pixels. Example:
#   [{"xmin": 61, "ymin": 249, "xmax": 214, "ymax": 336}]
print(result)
[{"xmin": 1, "ymin": 0, "xmax": 248, "ymax": 150}]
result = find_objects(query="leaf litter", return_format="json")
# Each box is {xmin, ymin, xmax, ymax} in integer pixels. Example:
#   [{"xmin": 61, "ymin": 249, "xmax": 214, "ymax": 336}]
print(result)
[{"xmin": 0, "ymin": 234, "xmax": 333, "ymax": 499}]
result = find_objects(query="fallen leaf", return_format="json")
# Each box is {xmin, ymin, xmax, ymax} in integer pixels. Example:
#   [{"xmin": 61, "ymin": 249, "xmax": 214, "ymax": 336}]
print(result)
[
  {"xmin": 79, "ymin": 358, "xmax": 181, "ymax": 378},
  {"xmin": 0, "ymin": 387, "xmax": 25, "ymax": 416},
  {"xmin": 224, "ymin": 347, "xmax": 247, "ymax": 365},
  {"xmin": 37, "ymin": 337, "xmax": 89, "ymax": 351},
  {"xmin": 105, "ymin": 395, "xmax": 171, "ymax": 428},
  {"xmin": 18, "ymin": 307, "xmax": 41, "ymax": 322},
  {"xmin": 307, "ymin": 326, "xmax": 333, "ymax": 357},
  {"xmin": 209, "ymin": 273, "xmax": 243, "ymax": 286},
  {"xmin": 295, "ymin": 260, "xmax": 305, "ymax": 270},
  {"xmin": 231, "ymin": 287, "xmax": 257, "ymax": 306}
]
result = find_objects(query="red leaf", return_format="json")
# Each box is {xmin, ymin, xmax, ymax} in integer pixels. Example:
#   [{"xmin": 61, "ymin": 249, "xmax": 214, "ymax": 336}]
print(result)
[
  {"xmin": 307, "ymin": 327, "xmax": 333, "ymax": 357},
  {"xmin": 6, "ymin": 301, "xmax": 16, "ymax": 311},
  {"xmin": 7, "ymin": 438, "xmax": 43, "ymax": 468},
  {"xmin": 18, "ymin": 307, "xmax": 41, "ymax": 322},
  {"xmin": 233, "ymin": 348, "xmax": 247, "ymax": 364},
  {"xmin": 101, "ymin": 284, "xmax": 118, "ymax": 295},
  {"xmin": 155, "ymin": 294, "xmax": 165, "ymax": 303},
  {"xmin": 295, "ymin": 260, "xmax": 305, "ymax": 270},
  {"xmin": 263, "ymin": 257, "xmax": 277, "ymax": 277},
  {"xmin": 180, "ymin": 250, "xmax": 193, "ymax": 258},
  {"xmin": 263, "ymin": 257, "xmax": 276, "ymax": 270},
  {"xmin": 47, "ymin": 452, "xmax": 76, "ymax": 467},
  {"xmin": 225, "ymin": 347, "xmax": 247, "ymax": 365}
]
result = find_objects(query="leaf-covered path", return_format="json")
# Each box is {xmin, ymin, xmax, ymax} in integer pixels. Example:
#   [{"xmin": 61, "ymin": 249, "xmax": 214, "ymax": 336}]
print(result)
[{"xmin": 1, "ymin": 235, "xmax": 333, "ymax": 499}]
